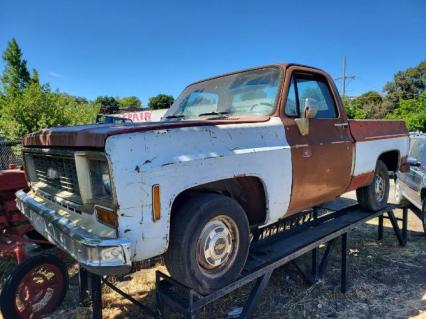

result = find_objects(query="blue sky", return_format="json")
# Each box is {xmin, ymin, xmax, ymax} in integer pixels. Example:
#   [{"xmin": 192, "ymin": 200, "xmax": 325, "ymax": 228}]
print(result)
[{"xmin": 1, "ymin": 0, "xmax": 425, "ymax": 105}]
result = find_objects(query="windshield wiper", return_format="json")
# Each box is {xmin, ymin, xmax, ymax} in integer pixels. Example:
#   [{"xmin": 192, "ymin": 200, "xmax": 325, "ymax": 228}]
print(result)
[
  {"xmin": 164, "ymin": 114, "xmax": 185, "ymax": 119},
  {"xmin": 198, "ymin": 111, "xmax": 230, "ymax": 117}
]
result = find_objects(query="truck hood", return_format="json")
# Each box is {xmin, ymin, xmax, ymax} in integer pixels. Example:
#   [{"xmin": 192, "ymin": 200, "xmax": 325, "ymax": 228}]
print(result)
[{"xmin": 23, "ymin": 116, "xmax": 270, "ymax": 149}]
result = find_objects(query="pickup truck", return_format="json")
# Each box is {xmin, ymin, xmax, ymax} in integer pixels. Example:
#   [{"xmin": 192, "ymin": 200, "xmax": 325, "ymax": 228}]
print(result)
[{"xmin": 16, "ymin": 63, "xmax": 410, "ymax": 294}]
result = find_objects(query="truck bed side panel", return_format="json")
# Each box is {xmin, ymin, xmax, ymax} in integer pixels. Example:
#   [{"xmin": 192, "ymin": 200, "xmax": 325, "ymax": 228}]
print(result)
[
  {"xmin": 347, "ymin": 120, "xmax": 409, "ymax": 190},
  {"xmin": 348, "ymin": 120, "xmax": 408, "ymax": 142}
]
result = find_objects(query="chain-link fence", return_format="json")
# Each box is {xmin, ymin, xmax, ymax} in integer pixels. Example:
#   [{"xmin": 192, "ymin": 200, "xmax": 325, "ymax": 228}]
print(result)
[{"xmin": 0, "ymin": 140, "xmax": 23, "ymax": 169}]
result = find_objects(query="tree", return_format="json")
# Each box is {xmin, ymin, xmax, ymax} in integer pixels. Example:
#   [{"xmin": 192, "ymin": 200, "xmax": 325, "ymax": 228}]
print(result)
[
  {"xmin": 118, "ymin": 96, "xmax": 141, "ymax": 108},
  {"xmin": 386, "ymin": 91, "xmax": 426, "ymax": 132},
  {"xmin": 148, "ymin": 94, "xmax": 174, "ymax": 110},
  {"xmin": 95, "ymin": 96, "xmax": 119, "ymax": 113},
  {"xmin": 1, "ymin": 38, "xmax": 31, "ymax": 95},
  {"xmin": 384, "ymin": 60, "xmax": 426, "ymax": 104}
]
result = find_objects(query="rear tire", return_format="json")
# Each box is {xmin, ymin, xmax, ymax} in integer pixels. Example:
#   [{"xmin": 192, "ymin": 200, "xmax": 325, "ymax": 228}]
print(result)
[
  {"xmin": 164, "ymin": 193, "xmax": 250, "ymax": 295},
  {"xmin": 356, "ymin": 160, "xmax": 390, "ymax": 211}
]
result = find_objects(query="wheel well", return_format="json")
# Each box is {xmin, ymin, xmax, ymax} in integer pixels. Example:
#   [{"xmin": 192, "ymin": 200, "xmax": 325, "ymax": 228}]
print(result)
[
  {"xmin": 171, "ymin": 176, "xmax": 267, "ymax": 226},
  {"xmin": 378, "ymin": 150, "xmax": 400, "ymax": 172}
]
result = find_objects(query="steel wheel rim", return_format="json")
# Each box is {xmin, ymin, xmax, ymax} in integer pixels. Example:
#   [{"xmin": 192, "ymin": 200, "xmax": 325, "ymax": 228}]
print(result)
[
  {"xmin": 196, "ymin": 215, "xmax": 239, "ymax": 277},
  {"xmin": 374, "ymin": 173, "xmax": 386, "ymax": 202},
  {"xmin": 14, "ymin": 263, "xmax": 65, "ymax": 318}
]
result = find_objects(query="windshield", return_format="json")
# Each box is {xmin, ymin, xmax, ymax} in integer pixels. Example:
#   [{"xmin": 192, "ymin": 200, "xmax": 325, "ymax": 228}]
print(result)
[{"xmin": 164, "ymin": 67, "xmax": 282, "ymax": 120}]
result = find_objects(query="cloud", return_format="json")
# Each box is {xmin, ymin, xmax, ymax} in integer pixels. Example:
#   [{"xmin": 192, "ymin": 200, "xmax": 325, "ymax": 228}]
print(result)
[{"xmin": 47, "ymin": 71, "xmax": 63, "ymax": 78}]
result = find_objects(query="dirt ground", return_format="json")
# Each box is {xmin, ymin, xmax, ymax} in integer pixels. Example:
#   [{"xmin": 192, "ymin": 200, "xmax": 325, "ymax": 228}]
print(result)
[{"xmin": 1, "ymin": 184, "xmax": 426, "ymax": 319}]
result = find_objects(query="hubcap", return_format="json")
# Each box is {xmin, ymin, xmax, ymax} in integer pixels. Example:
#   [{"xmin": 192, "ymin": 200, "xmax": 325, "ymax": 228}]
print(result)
[
  {"xmin": 197, "ymin": 215, "xmax": 239, "ymax": 276},
  {"xmin": 374, "ymin": 174, "xmax": 385, "ymax": 202}
]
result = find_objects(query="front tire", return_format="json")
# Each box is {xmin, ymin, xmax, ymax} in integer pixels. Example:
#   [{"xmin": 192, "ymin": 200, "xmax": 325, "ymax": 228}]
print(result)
[
  {"xmin": 356, "ymin": 160, "xmax": 390, "ymax": 211},
  {"xmin": 164, "ymin": 193, "xmax": 250, "ymax": 295}
]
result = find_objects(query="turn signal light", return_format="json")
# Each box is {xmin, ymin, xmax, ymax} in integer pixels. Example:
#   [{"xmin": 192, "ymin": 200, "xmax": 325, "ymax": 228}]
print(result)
[
  {"xmin": 152, "ymin": 184, "xmax": 161, "ymax": 222},
  {"xmin": 95, "ymin": 205, "xmax": 118, "ymax": 227}
]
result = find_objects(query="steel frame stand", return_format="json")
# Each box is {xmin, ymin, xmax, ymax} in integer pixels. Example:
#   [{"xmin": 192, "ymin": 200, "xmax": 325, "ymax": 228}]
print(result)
[
  {"xmin": 377, "ymin": 208, "xmax": 408, "ymax": 246},
  {"xmin": 78, "ymin": 204, "xmax": 410, "ymax": 319}
]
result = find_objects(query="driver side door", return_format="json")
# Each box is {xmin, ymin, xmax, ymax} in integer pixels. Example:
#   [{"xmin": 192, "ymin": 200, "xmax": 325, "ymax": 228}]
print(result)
[{"xmin": 281, "ymin": 67, "xmax": 355, "ymax": 215}]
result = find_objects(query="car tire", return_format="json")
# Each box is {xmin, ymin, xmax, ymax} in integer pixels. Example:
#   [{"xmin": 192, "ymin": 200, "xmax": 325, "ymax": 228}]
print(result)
[
  {"xmin": 356, "ymin": 160, "xmax": 390, "ymax": 211},
  {"xmin": 164, "ymin": 193, "xmax": 250, "ymax": 295},
  {"xmin": 394, "ymin": 179, "xmax": 410, "ymax": 206}
]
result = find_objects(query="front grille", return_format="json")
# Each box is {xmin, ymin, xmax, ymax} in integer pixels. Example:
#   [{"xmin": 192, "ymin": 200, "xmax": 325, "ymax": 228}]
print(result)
[{"xmin": 32, "ymin": 155, "xmax": 80, "ymax": 195}]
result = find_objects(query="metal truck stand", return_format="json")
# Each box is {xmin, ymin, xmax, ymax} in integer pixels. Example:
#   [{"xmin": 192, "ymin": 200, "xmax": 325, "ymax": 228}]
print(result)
[{"xmin": 81, "ymin": 200, "xmax": 409, "ymax": 319}]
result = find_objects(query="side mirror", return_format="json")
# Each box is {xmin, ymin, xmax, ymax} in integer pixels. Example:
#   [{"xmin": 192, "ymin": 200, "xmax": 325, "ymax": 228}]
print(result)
[
  {"xmin": 407, "ymin": 156, "xmax": 421, "ymax": 167},
  {"xmin": 295, "ymin": 98, "xmax": 318, "ymax": 136},
  {"xmin": 303, "ymin": 98, "xmax": 319, "ymax": 119}
]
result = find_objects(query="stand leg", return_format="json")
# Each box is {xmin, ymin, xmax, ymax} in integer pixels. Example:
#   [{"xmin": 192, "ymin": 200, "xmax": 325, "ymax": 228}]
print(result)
[
  {"xmin": 91, "ymin": 273, "xmax": 103, "ymax": 319},
  {"xmin": 402, "ymin": 207, "xmax": 408, "ymax": 243},
  {"xmin": 319, "ymin": 239, "xmax": 336, "ymax": 277},
  {"xmin": 387, "ymin": 210, "xmax": 405, "ymax": 246},
  {"xmin": 311, "ymin": 248, "xmax": 319, "ymax": 281},
  {"xmin": 79, "ymin": 267, "xmax": 90, "ymax": 306},
  {"xmin": 240, "ymin": 271, "xmax": 273, "ymax": 319},
  {"xmin": 378, "ymin": 215, "xmax": 383, "ymax": 240},
  {"xmin": 341, "ymin": 233, "xmax": 348, "ymax": 293}
]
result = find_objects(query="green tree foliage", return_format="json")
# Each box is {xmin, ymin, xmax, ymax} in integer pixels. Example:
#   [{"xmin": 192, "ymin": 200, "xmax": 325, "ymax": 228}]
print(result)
[
  {"xmin": 94, "ymin": 96, "xmax": 119, "ymax": 114},
  {"xmin": 118, "ymin": 96, "xmax": 141, "ymax": 108},
  {"xmin": 384, "ymin": 60, "xmax": 426, "ymax": 104},
  {"xmin": 148, "ymin": 94, "xmax": 174, "ymax": 110},
  {"xmin": 1, "ymin": 38, "xmax": 31, "ymax": 95},
  {"xmin": 0, "ymin": 39, "xmax": 99, "ymax": 140},
  {"xmin": 343, "ymin": 91, "xmax": 395, "ymax": 119},
  {"xmin": 386, "ymin": 91, "xmax": 426, "ymax": 131}
]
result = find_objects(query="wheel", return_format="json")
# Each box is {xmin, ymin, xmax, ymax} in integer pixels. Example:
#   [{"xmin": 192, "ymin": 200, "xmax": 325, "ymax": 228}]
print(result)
[
  {"xmin": 394, "ymin": 179, "xmax": 410, "ymax": 205},
  {"xmin": 0, "ymin": 254, "xmax": 68, "ymax": 319},
  {"xmin": 164, "ymin": 193, "xmax": 250, "ymax": 295},
  {"xmin": 356, "ymin": 160, "xmax": 390, "ymax": 211}
]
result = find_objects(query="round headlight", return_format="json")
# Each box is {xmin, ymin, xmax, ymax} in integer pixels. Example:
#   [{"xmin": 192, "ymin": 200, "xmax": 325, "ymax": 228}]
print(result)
[{"xmin": 102, "ymin": 173, "xmax": 112, "ymax": 195}]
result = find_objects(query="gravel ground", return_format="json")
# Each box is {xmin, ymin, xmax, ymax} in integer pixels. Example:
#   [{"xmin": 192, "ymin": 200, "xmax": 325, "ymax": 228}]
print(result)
[{"xmin": 1, "ymin": 183, "xmax": 426, "ymax": 319}]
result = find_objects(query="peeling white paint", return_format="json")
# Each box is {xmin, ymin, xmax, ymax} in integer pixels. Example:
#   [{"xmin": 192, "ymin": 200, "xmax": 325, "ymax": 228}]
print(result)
[
  {"xmin": 352, "ymin": 136, "xmax": 409, "ymax": 176},
  {"xmin": 105, "ymin": 117, "xmax": 292, "ymax": 261}
]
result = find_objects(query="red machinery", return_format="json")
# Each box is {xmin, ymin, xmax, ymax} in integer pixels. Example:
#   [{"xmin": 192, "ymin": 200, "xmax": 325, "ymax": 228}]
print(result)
[
  {"xmin": 0, "ymin": 166, "xmax": 32, "ymax": 263},
  {"xmin": 0, "ymin": 165, "xmax": 68, "ymax": 319}
]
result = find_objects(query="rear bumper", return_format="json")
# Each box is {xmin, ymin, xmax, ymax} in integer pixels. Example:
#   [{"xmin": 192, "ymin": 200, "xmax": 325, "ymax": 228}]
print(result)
[{"xmin": 15, "ymin": 190, "xmax": 132, "ymax": 275}]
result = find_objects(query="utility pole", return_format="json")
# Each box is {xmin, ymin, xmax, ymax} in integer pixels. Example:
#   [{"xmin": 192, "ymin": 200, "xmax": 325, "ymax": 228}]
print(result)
[{"xmin": 335, "ymin": 56, "xmax": 355, "ymax": 98}]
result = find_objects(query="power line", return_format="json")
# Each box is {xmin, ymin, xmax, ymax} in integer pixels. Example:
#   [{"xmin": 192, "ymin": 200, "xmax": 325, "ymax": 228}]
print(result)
[{"xmin": 335, "ymin": 56, "xmax": 355, "ymax": 98}]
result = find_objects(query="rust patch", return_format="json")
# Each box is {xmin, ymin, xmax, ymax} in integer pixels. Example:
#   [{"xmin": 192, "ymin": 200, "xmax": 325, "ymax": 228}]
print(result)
[
  {"xmin": 345, "ymin": 172, "xmax": 375, "ymax": 192},
  {"xmin": 135, "ymin": 165, "xmax": 140, "ymax": 173},
  {"xmin": 348, "ymin": 120, "xmax": 408, "ymax": 142}
]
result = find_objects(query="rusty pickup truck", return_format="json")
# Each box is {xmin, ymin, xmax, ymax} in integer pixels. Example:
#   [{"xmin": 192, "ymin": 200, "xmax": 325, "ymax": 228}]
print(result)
[{"xmin": 16, "ymin": 64, "xmax": 409, "ymax": 294}]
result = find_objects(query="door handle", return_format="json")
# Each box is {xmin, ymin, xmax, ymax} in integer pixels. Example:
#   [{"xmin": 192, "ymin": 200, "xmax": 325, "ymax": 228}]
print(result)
[{"xmin": 334, "ymin": 123, "xmax": 349, "ymax": 128}]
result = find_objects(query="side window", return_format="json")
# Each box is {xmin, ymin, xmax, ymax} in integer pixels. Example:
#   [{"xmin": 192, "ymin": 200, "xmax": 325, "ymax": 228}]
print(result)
[
  {"xmin": 285, "ymin": 77, "xmax": 298, "ymax": 117},
  {"xmin": 294, "ymin": 74, "xmax": 338, "ymax": 119}
]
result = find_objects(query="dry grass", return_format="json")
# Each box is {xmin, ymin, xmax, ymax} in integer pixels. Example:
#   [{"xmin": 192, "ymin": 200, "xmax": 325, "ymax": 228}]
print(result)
[{"xmin": 1, "ymin": 189, "xmax": 426, "ymax": 319}]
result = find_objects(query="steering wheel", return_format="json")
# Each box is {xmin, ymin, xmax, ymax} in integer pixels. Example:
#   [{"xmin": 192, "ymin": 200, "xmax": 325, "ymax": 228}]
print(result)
[{"xmin": 249, "ymin": 102, "xmax": 273, "ymax": 112}]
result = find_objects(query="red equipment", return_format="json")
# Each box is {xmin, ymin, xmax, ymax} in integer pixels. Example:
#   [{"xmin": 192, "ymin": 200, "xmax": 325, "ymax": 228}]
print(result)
[
  {"xmin": 0, "ymin": 167, "xmax": 31, "ymax": 263},
  {"xmin": 0, "ymin": 166, "xmax": 69, "ymax": 319}
]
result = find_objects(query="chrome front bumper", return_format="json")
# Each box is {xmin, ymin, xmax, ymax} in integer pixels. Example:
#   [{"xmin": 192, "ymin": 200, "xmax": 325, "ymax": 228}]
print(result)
[{"xmin": 15, "ymin": 190, "xmax": 132, "ymax": 275}]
